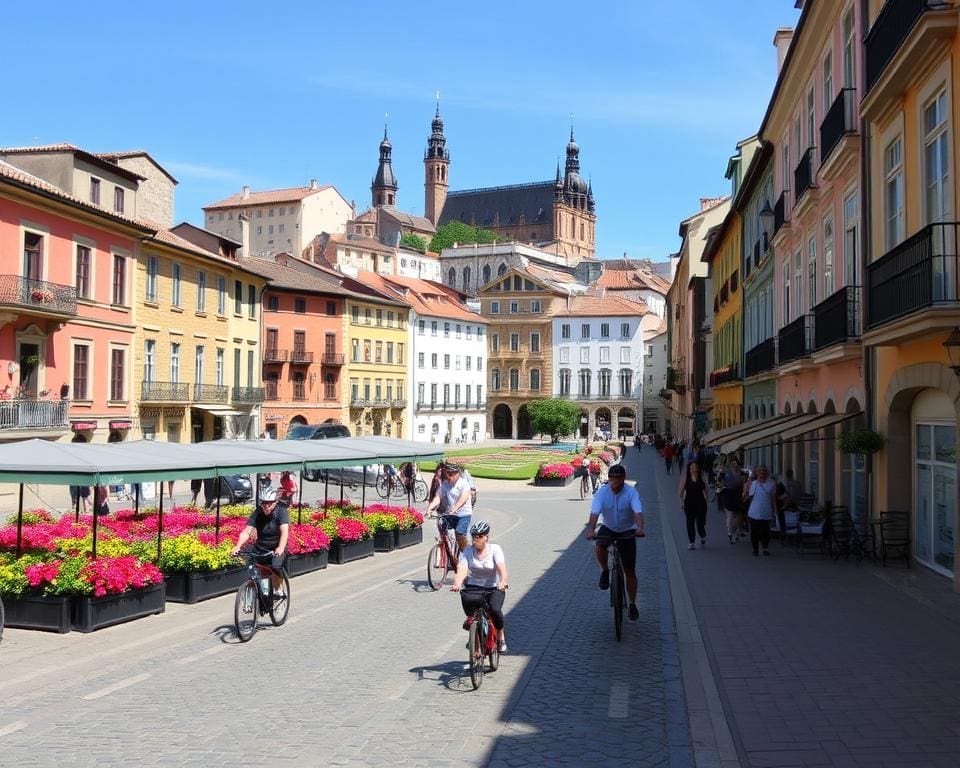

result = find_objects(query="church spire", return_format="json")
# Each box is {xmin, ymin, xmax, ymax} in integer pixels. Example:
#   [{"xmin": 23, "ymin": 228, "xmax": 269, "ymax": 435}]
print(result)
[
  {"xmin": 424, "ymin": 96, "xmax": 450, "ymax": 225},
  {"xmin": 371, "ymin": 118, "xmax": 398, "ymax": 208}
]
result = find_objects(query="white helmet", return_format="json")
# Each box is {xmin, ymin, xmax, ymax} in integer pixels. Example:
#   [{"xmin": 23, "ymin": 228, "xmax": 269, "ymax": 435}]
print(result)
[{"xmin": 260, "ymin": 486, "xmax": 278, "ymax": 502}]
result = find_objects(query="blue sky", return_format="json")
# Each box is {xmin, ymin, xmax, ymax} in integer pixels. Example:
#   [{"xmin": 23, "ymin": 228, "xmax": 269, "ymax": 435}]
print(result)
[{"xmin": 3, "ymin": 1, "xmax": 800, "ymax": 261}]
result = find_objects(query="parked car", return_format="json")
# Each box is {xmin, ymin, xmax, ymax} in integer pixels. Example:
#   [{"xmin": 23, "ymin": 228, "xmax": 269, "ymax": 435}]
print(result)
[
  {"xmin": 286, "ymin": 423, "xmax": 351, "ymax": 481},
  {"xmin": 204, "ymin": 474, "xmax": 253, "ymax": 505},
  {"xmin": 317, "ymin": 465, "xmax": 381, "ymax": 488}
]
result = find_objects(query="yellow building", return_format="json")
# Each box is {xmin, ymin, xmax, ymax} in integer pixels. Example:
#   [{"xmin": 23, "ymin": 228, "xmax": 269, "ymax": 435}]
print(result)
[
  {"xmin": 860, "ymin": 3, "xmax": 960, "ymax": 587},
  {"xmin": 134, "ymin": 225, "xmax": 267, "ymax": 442},
  {"xmin": 344, "ymin": 271, "xmax": 410, "ymax": 438}
]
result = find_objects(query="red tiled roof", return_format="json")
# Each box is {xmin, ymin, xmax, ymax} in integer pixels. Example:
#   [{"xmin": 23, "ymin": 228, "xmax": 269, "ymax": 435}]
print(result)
[
  {"xmin": 326, "ymin": 232, "xmax": 395, "ymax": 254},
  {"xmin": 562, "ymin": 295, "xmax": 650, "ymax": 318},
  {"xmin": 204, "ymin": 185, "xmax": 334, "ymax": 210},
  {"xmin": 358, "ymin": 271, "xmax": 476, "ymax": 321},
  {"xmin": 597, "ymin": 268, "xmax": 670, "ymax": 294},
  {"xmin": 148, "ymin": 227, "xmax": 264, "ymax": 277},
  {"xmin": 0, "ymin": 143, "xmax": 146, "ymax": 182},
  {"xmin": 97, "ymin": 150, "xmax": 179, "ymax": 183}
]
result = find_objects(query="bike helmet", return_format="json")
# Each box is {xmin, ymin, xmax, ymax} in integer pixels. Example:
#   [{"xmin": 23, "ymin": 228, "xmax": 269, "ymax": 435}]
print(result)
[
  {"xmin": 469, "ymin": 520, "xmax": 490, "ymax": 536},
  {"xmin": 260, "ymin": 486, "xmax": 279, "ymax": 502}
]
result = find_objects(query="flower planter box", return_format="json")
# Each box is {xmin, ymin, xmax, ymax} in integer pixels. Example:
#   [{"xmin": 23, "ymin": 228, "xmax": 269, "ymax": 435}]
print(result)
[
  {"xmin": 72, "ymin": 583, "xmax": 166, "ymax": 633},
  {"xmin": 163, "ymin": 565, "xmax": 247, "ymax": 604},
  {"xmin": 536, "ymin": 475, "xmax": 574, "ymax": 487},
  {"xmin": 396, "ymin": 526, "xmax": 423, "ymax": 549},
  {"xmin": 374, "ymin": 530, "xmax": 398, "ymax": 552},
  {"xmin": 4, "ymin": 594, "xmax": 73, "ymax": 634},
  {"xmin": 328, "ymin": 538, "xmax": 375, "ymax": 564},
  {"xmin": 285, "ymin": 549, "xmax": 329, "ymax": 577}
]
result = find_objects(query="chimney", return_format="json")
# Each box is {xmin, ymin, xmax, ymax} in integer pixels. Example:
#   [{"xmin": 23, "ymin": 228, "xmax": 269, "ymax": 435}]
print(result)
[
  {"xmin": 310, "ymin": 179, "xmax": 318, "ymax": 190},
  {"xmin": 241, "ymin": 185, "xmax": 250, "ymax": 200},
  {"xmin": 239, "ymin": 212, "xmax": 250, "ymax": 258},
  {"xmin": 774, "ymin": 28, "xmax": 794, "ymax": 74}
]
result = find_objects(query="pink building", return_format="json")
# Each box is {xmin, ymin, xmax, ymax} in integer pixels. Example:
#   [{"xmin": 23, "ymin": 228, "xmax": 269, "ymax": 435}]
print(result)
[{"xmin": 0, "ymin": 160, "xmax": 153, "ymax": 444}]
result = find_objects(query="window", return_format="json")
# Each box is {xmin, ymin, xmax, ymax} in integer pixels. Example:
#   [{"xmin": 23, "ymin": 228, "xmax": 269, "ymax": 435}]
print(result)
[
  {"xmin": 456, "ymin": 323, "xmax": 461, "ymax": 338},
  {"xmin": 465, "ymin": 356, "xmax": 472, "ymax": 371},
  {"xmin": 443, "ymin": 354, "xmax": 450, "ymax": 369},
  {"xmin": 492, "ymin": 368, "xmax": 501, "ymax": 390},
  {"xmin": 248, "ymin": 285, "xmax": 256, "ymax": 319},
  {"xmin": 418, "ymin": 352, "xmax": 425, "ymax": 369},
  {"xmin": 781, "ymin": 143, "xmax": 791, "ymax": 201},
  {"xmin": 442, "ymin": 383, "xmax": 449, "ymax": 405},
  {"xmin": 73, "ymin": 344, "xmax": 90, "ymax": 400},
  {"xmin": 418, "ymin": 320, "xmax": 426, "ymax": 336},
  {"xmin": 351, "ymin": 305, "xmax": 360, "ymax": 323},
  {"xmin": 621, "ymin": 322, "xmax": 630, "ymax": 338},
  {"xmin": 509, "ymin": 368, "xmax": 519, "ymax": 390},
  {"xmin": 822, "ymin": 50, "xmax": 833, "ymax": 113},
  {"xmin": 509, "ymin": 301, "xmax": 519, "ymax": 314},
  {"xmin": 620, "ymin": 346, "xmax": 631, "ymax": 364},
  {"xmin": 326, "ymin": 301, "xmax": 336, "ymax": 316},
  {"xmin": 293, "ymin": 373, "xmax": 305, "ymax": 400},
  {"xmin": 509, "ymin": 333, "xmax": 519, "ymax": 352},
  {"xmin": 324, "ymin": 373, "xmax": 335, "ymax": 399},
  {"xmin": 491, "ymin": 334, "xmax": 500, "ymax": 352},
  {"xmin": 842, "ymin": 7, "xmax": 856, "ymax": 88},
  {"xmin": 397, "ymin": 343, "xmax": 403, "ymax": 364},
  {"xmin": 430, "ymin": 383, "xmax": 438, "ymax": 404},
  {"xmin": 215, "ymin": 348, "xmax": 224, "ymax": 386},
  {"xmin": 581, "ymin": 323, "xmax": 590, "ymax": 339},
  {"xmin": 194, "ymin": 345, "xmax": 204, "ymax": 390},
  {"xmin": 76, "ymin": 245, "xmax": 91, "ymax": 299},
  {"xmin": 112, "ymin": 255, "xmax": 126, "ymax": 305},
  {"xmin": 884, "ymin": 136, "xmax": 904, "ymax": 248},
  {"xmin": 559, "ymin": 347, "xmax": 570, "ymax": 364},
  {"xmin": 530, "ymin": 369, "xmax": 541, "ymax": 391},
  {"xmin": 477, "ymin": 356, "xmax": 482, "ymax": 370},
  {"xmin": 268, "ymin": 208, "xmax": 274, "ymax": 217},
  {"xmin": 294, "ymin": 331, "xmax": 306, "ymax": 359},
  {"xmin": 530, "ymin": 332, "xmax": 540, "ymax": 353},
  {"xmin": 807, "ymin": 234, "xmax": 817, "ymax": 309},
  {"xmin": 578, "ymin": 369, "xmax": 591, "ymax": 396},
  {"xmin": 234, "ymin": 280, "xmax": 242, "ymax": 314},
  {"xmin": 364, "ymin": 308, "xmax": 371, "ymax": 324},
  {"xmin": 600, "ymin": 323, "xmax": 610, "ymax": 338},
  {"xmin": 233, "ymin": 349, "xmax": 242, "ymax": 389},
  {"xmin": 794, "ymin": 250, "xmax": 803, "ymax": 315},
  {"xmin": 217, "ymin": 276, "xmax": 226, "ymax": 315},
  {"xmin": 619, "ymin": 368, "xmax": 632, "ymax": 397},
  {"xmin": 462, "ymin": 267, "xmax": 471, "ymax": 293},
  {"xmin": 490, "ymin": 301, "xmax": 500, "ymax": 315},
  {"xmin": 247, "ymin": 349, "xmax": 254, "ymax": 388},
  {"xmin": 90, "ymin": 177, "xmax": 100, "ymax": 205},
  {"xmin": 598, "ymin": 369, "xmax": 611, "ymax": 397},
  {"xmin": 823, "ymin": 215, "xmax": 834, "ymax": 298},
  {"xmin": 114, "ymin": 187, "xmax": 125, "ymax": 214},
  {"xmin": 806, "ymin": 85, "xmax": 815, "ymax": 151},
  {"xmin": 476, "ymin": 384, "xmax": 482, "ymax": 405},
  {"xmin": 447, "ymin": 267, "xmax": 456, "ymax": 286},
  {"xmin": 279, "ymin": 224, "xmax": 285, "ymax": 234},
  {"xmin": 531, "ymin": 299, "xmax": 541, "ymax": 313},
  {"xmin": 144, "ymin": 340, "xmax": 156, "ymax": 382},
  {"xmin": 376, "ymin": 309, "xmax": 383, "ymax": 326},
  {"xmin": 783, "ymin": 259, "xmax": 791, "ymax": 322},
  {"xmin": 295, "ymin": 297, "xmax": 306, "ymax": 314},
  {"xmin": 110, "ymin": 348, "xmax": 125, "ymax": 401},
  {"xmin": 352, "ymin": 339, "xmax": 360, "ymax": 362},
  {"xmin": 924, "ymin": 90, "xmax": 951, "ymax": 224},
  {"xmin": 444, "ymin": 322, "xmax": 450, "ymax": 337},
  {"xmin": 172, "ymin": 263, "xmax": 182, "ymax": 307},
  {"xmin": 559, "ymin": 368, "xmax": 571, "ymax": 395},
  {"xmin": 561, "ymin": 323, "xmax": 571, "ymax": 340},
  {"xmin": 267, "ymin": 295, "xmax": 279, "ymax": 312},
  {"xmin": 375, "ymin": 341, "xmax": 383, "ymax": 363},
  {"xmin": 580, "ymin": 347, "xmax": 590, "ymax": 364},
  {"xmin": 23, "ymin": 231, "xmax": 43, "ymax": 280},
  {"xmin": 386, "ymin": 342, "xmax": 394, "ymax": 364},
  {"xmin": 843, "ymin": 191, "xmax": 859, "ymax": 288},
  {"xmin": 431, "ymin": 353, "xmax": 438, "ymax": 369},
  {"xmin": 598, "ymin": 346, "xmax": 610, "ymax": 364},
  {"xmin": 197, "ymin": 271, "xmax": 206, "ymax": 311},
  {"xmin": 168, "ymin": 342, "xmax": 180, "ymax": 383}
]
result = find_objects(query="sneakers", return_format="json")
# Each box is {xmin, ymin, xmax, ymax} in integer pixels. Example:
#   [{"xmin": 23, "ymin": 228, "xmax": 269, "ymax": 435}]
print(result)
[
  {"xmin": 687, "ymin": 543, "xmax": 695, "ymax": 550},
  {"xmin": 498, "ymin": 641, "xmax": 507, "ymax": 653},
  {"xmin": 700, "ymin": 538, "xmax": 706, "ymax": 548},
  {"xmin": 598, "ymin": 570, "xmax": 610, "ymax": 590},
  {"xmin": 628, "ymin": 604, "xmax": 639, "ymax": 621},
  {"xmin": 462, "ymin": 616, "xmax": 475, "ymax": 631},
  {"xmin": 762, "ymin": 549, "xmax": 771, "ymax": 557}
]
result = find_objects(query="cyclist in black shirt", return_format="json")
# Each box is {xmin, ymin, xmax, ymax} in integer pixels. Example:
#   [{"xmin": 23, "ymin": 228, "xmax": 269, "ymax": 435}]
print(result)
[{"xmin": 231, "ymin": 486, "xmax": 289, "ymax": 593}]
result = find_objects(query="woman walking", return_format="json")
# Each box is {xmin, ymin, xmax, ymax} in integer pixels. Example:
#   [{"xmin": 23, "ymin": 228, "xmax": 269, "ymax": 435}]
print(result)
[
  {"xmin": 679, "ymin": 460, "xmax": 709, "ymax": 550},
  {"xmin": 743, "ymin": 465, "xmax": 778, "ymax": 556},
  {"xmin": 720, "ymin": 458, "xmax": 746, "ymax": 543}
]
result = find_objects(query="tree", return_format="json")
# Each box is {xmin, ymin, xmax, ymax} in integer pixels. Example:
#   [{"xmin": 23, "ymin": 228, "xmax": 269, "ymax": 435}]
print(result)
[
  {"xmin": 400, "ymin": 233, "xmax": 427, "ymax": 253},
  {"xmin": 527, "ymin": 399, "xmax": 580, "ymax": 444},
  {"xmin": 428, "ymin": 221, "xmax": 501, "ymax": 253}
]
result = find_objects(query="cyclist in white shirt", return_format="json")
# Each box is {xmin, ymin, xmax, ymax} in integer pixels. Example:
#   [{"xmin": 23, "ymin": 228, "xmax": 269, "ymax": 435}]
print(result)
[
  {"xmin": 452, "ymin": 520, "xmax": 508, "ymax": 652},
  {"xmin": 585, "ymin": 464, "xmax": 645, "ymax": 621}
]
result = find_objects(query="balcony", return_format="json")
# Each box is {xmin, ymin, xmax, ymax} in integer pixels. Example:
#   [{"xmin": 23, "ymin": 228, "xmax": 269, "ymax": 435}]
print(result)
[
  {"xmin": 665, "ymin": 366, "xmax": 685, "ymax": 394},
  {"xmin": 813, "ymin": 286, "xmax": 861, "ymax": 353},
  {"xmin": 0, "ymin": 399, "xmax": 69, "ymax": 433},
  {"xmin": 232, "ymin": 386, "xmax": 265, "ymax": 403},
  {"xmin": 263, "ymin": 348, "xmax": 287, "ymax": 363},
  {"xmin": 141, "ymin": 381, "xmax": 190, "ymax": 401},
  {"xmin": 321, "ymin": 352, "xmax": 344, "ymax": 366},
  {"xmin": 867, "ymin": 223, "xmax": 960, "ymax": 341},
  {"xmin": 793, "ymin": 147, "xmax": 817, "ymax": 213},
  {"xmin": 744, "ymin": 338, "xmax": 776, "ymax": 378},
  {"xmin": 416, "ymin": 401, "xmax": 436, "ymax": 412},
  {"xmin": 773, "ymin": 192, "xmax": 789, "ymax": 239},
  {"xmin": 863, "ymin": 1, "xmax": 957, "ymax": 118},
  {"xmin": 193, "ymin": 384, "xmax": 230, "ymax": 402},
  {"xmin": 777, "ymin": 314, "xmax": 813, "ymax": 366},
  {"xmin": 819, "ymin": 89, "xmax": 859, "ymax": 180},
  {"xmin": 0, "ymin": 275, "xmax": 78, "ymax": 321},
  {"xmin": 658, "ymin": 388, "xmax": 672, "ymax": 400},
  {"xmin": 290, "ymin": 350, "xmax": 313, "ymax": 365},
  {"xmin": 391, "ymin": 398, "xmax": 407, "ymax": 408},
  {"xmin": 709, "ymin": 362, "xmax": 741, "ymax": 387},
  {"xmin": 719, "ymin": 280, "xmax": 729, "ymax": 306}
]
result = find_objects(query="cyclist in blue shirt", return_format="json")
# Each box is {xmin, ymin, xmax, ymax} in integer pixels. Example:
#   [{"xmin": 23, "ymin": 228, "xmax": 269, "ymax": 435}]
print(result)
[{"xmin": 585, "ymin": 463, "xmax": 645, "ymax": 621}]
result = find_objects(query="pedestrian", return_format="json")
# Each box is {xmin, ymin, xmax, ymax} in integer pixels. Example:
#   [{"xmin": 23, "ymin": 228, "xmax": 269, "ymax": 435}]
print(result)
[
  {"xmin": 190, "ymin": 478, "xmax": 203, "ymax": 507},
  {"xmin": 662, "ymin": 442, "xmax": 674, "ymax": 474},
  {"xmin": 279, "ymin": 470, "xmax": 298, "ymax": 505},
  {"xmin": 427, "ymin": 465, "xmax": 443, "ymax": 504},
  {"xmin": 679, "ymin": 460, "xmax": 709, "ymax": 550},
  {"xmin": 69, "ymin": 484, "xmax": 90, "ymax": 514},
  {"xmin": 743, "ymin": 465, "xmax": 778, "ymax": 556},
  {"xmin": 165, "ymin": 480, "xmax": 175, "ymax": 503},
  {"xmin": 93, "ymin": 484, "xmax": 109, "ymax": 516},
  {"xmin": 720, "ymin": 458, "xmax": 746, "ymax": 543}
]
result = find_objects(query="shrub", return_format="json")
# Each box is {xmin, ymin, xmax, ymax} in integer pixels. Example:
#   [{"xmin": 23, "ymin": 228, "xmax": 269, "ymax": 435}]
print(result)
[
  {"xmin": 315, "ymin": 516, "xmax": 371, "ymax": 542},
  {"xmin": 157, "ymin": 535, "xmax": 238, "ymax": 572},
  {"xmin": 362, "ymin": 513, "xmax": 400, "ymax": 533},
  {"xmin": 5, "ymin": 509, "xmax": 54, "ymax": 526},
  {"xmin": 286, "ymin": 524, "xmax": 330, "ymax": 554},
  {"xmin": 537, "ymin": 463, "xmax": 574, "ymax": 480}
]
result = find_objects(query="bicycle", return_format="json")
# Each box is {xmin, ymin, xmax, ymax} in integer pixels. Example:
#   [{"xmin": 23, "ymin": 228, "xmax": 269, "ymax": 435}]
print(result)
[
  {"xmin": 579, "ymin": 470, "xmax": 590, "ymax": 500},
  {"xmin": 426, "ymin": 513, "xmax": 460, "ymax": 590},
  {"xmin": 607, "ymin": 540, "xmax": 627, "ymax": 641},
  {"xmin": 459, "ymin": 587, "xmax": 502, "ymax": 689},
  {"xmin": 234, "ymin": 552, "xmax": 291, "ymax": 642},
  {"xmin": 376, "ymin": 468, "xmax": 406, "ymax": 500}
]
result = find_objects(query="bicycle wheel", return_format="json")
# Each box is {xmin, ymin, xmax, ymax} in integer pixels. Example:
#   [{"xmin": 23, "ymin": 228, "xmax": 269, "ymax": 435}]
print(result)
[
  {"xmin": 488, "ymin": 624, "xmax": 500, "ymax": 671},
  {"xmin": 375, "ymin": 475, "xmax": 390, "ymax": 499},
  {"xmin": 468, "ymin": 620, "xmax": 485, "ymax": 689},
  {"xmin": 269, "ymin": 573, "xmax": 291, "ymax": 626},
  {"xmin": 426, "ymin": 543, "xmax": 449, "ymax": 590},
  {"xmin": 391, "ymin": 478, "xmax": 406, "ymax": 500},
  {"xmin": 610, "ymin": 564, "xmax": 624, "ymax": 642},
  {"xmin": 234, "ymin": 580, "xmax": 259, "ymax": 642},
  {"xmin": 413, "ymin": 479, "xmax": 428, "ymax": 503}
]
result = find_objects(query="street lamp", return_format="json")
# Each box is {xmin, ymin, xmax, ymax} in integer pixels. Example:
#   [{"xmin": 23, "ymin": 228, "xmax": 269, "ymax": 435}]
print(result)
[{"xmin": 942, "ymin": 327, "xmax": 960, "ymax": 376}]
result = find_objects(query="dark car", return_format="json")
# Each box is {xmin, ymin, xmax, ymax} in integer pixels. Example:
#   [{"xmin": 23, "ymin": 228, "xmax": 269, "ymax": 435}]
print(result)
[
  {"xmin": 286, "ymin": 423, "xmax": 351, "ymax": 480},
  {"xmin": 203, "ymin": 474, "xmax": 253, "ymax": 505}
]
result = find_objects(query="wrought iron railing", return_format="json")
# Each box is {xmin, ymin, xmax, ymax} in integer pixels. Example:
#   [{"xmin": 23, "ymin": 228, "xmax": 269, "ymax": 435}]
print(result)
[
  {"xmin": 290, "ymin": 349, "xmax": 313, "ymax": 364},
  {"xmin": 194, "ymin": 384, "xmax": 230, "ymax": 401},
  {"xmin": 778, "ymin": 314, "xmax": 813, "ymax": 364},
  {"xmin": 774, "ymin": 192, "xmax": 788, "ymax": 236},
  {"xmin": 0, "ymin": 399, "xmax": 69, "ymax": 431},
  {"xmin": 263, "ymin": 348, "xmax": 287, "ymax": 363},
  {"xmin": 820, "ymin": 88, "xmax": 857, "ymax": 163},
  {"xmin": 744, "ymin": 338, "xmax": 776, "ymax": 377},
  {"xmin": 813, "ymin": 286, "xmax": 861, "ymax": 349},
  {"xmin": 321, "ymin": 352, "xmax": 344, "ymax": 365},
  {"xmin": 141, "ymin": 381, "xmax": 190, "ymax": 401},
  {"xmin": 868, "ymin": 222, "xmax": 960, "ymax": 328},
  {"xmin": 0, "ymin": 275, "xmax": 78, "ymax": 316},
  {"xmin": 709, "ymin": 362, "xmax": 741, "ymax": 387},
  {"xmin": 865, "ymin": 0, "xmax": 928, "ymax": 93},
  {"xmin": 793, "ymin": 147, "xmax": 816, "ymax": 207},
  {"xmin": 232, "ymin": 386, "xmax": 265, "ymax": 403}
]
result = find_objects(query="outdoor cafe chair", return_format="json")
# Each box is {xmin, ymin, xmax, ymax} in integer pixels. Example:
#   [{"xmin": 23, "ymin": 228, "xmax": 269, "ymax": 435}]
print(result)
[
  {"xmin": 879, "ymin": 510, "xmax": 911, "ymax": 568},
  {"xmin": 827, "ymin": 506, "xmax": 861, "ymax": 563}
]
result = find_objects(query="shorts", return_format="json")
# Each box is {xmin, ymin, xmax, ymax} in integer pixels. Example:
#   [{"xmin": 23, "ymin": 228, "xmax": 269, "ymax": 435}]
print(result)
[
  {"xmin": 250, "ymin": 545, "xmax": 287, "ymax": 573},
  {"xmin": 190, "ymin": 478, "xmax": 202, "ymax": 492},
  {"xmin": 442, "ymin": 514, "xmax": 472, "ymax": 536},
  {"xmin": 595, "ymin": 525, "xmax": 637, "ymax": 573}
]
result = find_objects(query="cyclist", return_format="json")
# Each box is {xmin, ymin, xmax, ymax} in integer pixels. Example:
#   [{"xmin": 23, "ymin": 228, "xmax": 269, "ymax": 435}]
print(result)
[
  {"xmin": 584, "ymin": 463, "xmax": 645, "ymax": 621},
  {"xmin": 399, "ymin": 462, "xmax": 417, "ymax": 493},
  {"xmin": 278, "ymin": 470, "xmax": 298, "ymax": 505},
  {"xmin": 452, "ymin": 520, "xmax": 508, "ymax": 653},
  {"xmin": 231, "ymin": 486, "xmax": 289, "ymax": 595},
  {"xmin": 426, "ymin": 462, "xmax": 473, "ymax": 553}
]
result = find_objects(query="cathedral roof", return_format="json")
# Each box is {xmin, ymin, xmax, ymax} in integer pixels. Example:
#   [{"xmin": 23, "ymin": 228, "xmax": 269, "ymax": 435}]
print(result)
[
  {"xmin": 439, "ymin": 181, "xmax": 555, "ymax": 229},
  {"xmin": 379, "ymin": 207, "xmax": 436, "ymax": 233}
]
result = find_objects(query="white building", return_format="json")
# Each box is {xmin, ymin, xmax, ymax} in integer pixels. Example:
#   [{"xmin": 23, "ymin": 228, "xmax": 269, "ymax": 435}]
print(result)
[
  {"xmin": 642, "ymin": 321, "xmax": 669, "ymax": 435},
  {"xmin": 440, "ymin": 241, "xmax": 573, "ymax": 296},
  {"xmin": 396, "ymin": 247, "xmax": 441, "ymax": 282},
  {"xmin": 202, "ymin": 181, "xmax": 352, "ymax": 258},
  {"xmin": 552, "ymin": 295, "xmax": 649, "ymax": 439}
]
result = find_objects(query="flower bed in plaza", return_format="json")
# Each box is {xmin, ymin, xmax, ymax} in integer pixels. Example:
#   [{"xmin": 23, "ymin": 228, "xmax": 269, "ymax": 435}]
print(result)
[{"xmin": 421, "ymin": 445, "xmax": 579, "ymax": 480}]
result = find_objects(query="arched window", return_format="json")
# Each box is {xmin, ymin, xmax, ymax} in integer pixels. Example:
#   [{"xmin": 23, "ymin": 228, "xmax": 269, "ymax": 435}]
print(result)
[
  {"xmin": 441, "ymin": 166, "xmax": 446, "ymax": 181},
  {"xmin": 462, "ymin": 266, "xmax": 471, "ymax": 293},
  {"xmin": 559, "ymin": 368, "xmax": 571, "ymax": 396},
  {"xmin": 447, "ymin": 267, "xmax": 456, "ymax": 286},
  {"xmin": 497, "ymin": 263, "xmax": 507, "ymax": 277},
  {"xmin": 482, "ymin": 264, "xmax": 491, "ymax": 284}
]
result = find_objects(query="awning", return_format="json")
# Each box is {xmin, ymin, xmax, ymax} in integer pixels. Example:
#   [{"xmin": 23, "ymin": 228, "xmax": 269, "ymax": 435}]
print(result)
[
  {"xmin": 779, "ymin": 411, "xmax": 861, "ymax": 442},
  {"xmin": 707, "ymin": 415, "xmax": 796, "ymax": 451},
  {"xmin": 192, "ymin": 405, "xmax": 243, "ymax": 416},
  {"xmin": 71, "ymin": 421, "xmax": 98, "ymax": 431},
  {"xmin": 729, "ymin": 412, "xmax": 825, "ymax": 453},
  {"xmin": 109, "ymin": 420, "xmax": 133, "ymax": 430}
]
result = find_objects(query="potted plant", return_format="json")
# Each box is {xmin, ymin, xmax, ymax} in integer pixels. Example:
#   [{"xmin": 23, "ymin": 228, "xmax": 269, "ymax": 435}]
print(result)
[
  {"xmin": 314, "ymin": 516, "xmax": 373, "ymax": 564},
  {"xmin": 158, "ymin": 534, "xmax": 245, "ymax": 604},
  {"xmin": 838, "ymin": 429, "xmax": 884, "ymax": 455},
  {"xmin": 285, "ymin": 524, "xmax": 331, "ymax": 576}
]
